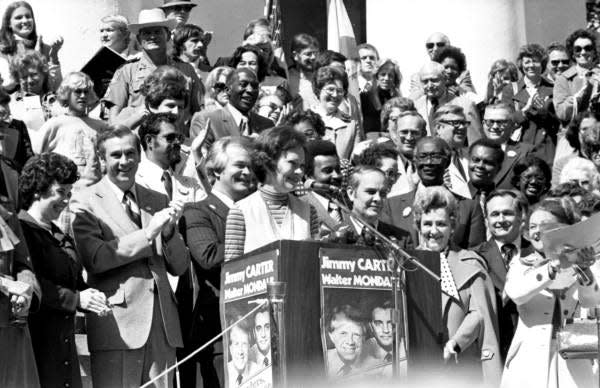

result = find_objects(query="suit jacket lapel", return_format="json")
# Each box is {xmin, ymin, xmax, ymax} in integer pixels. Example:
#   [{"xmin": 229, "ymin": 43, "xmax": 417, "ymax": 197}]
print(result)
[
  {"xmin": 135, "ymin": 183, "xmax": 161, "ymax": 228},
  {"xmin": 220, "ymin": 107, "xmax": 241, "ymax": 137},
  {"xmin": 94, "ymin": 177, "xmax": 139, "ymax": 235},
  {"xmin": 494, "ymin": 143, "xmax": 521, "ymax": 185},
  {"xmin": 206, "ymin": 193, "xmax": 229, "ymax": 222},
  {"xmin": 480, "ymin": 240, "xmax": 507, "ymax": 291}
]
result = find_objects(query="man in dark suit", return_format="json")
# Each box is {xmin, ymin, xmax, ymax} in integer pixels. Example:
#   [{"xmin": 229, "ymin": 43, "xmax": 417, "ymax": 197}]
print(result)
[
  {"xmin": 347, "ymin": 165, "xmax": 412, "ymax": 248},
  {"xmin": 71, "ymin": 128, "xmax": 189, "ymax": 388},
  {"xmin": 181, "ymin": 136, "xmax": 254, "ymax": 387},
  {"xmin": 481, "ymin": 102, "xmax": 533, "ymax": 190},
  {"xmin": 475, "ymin": 189, "xmax": 531, "ymax": 361},
  {"xmin": 466, "ymin": 139, "xmax": 504, "ymax": 212},
  {"xmin": 381, "ymin": 137, "xmax": 485, "ymax": 249},
  {"xmin": 189, "ymin": 68, "xmax": 273, "ymax": 154}
]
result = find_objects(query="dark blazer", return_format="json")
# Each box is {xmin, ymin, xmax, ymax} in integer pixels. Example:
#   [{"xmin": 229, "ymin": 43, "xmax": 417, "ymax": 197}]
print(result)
[
  {"xmin": 501, "ymin": 77, "xmax": 559, "ymax": 165},
  {"xmin": 20, "ymin": 211, "xmax": 86, "ymax": 388},
  {"xmin": 494, "ymin": 141, "xmax": 534, "ymax": 190},
  {"xmin": 0, "ymin": 119, "xmax": 34, "ymax": 172},
  {"xmin": 183, "ymin": 193, "xmax": 229, "ymax": 344},
  {"xmin": 380, "ymin": 189, "xmax": 486, "ymax": 250},
  {"xmin": 474, "ymin": 238, "xmax": 533, "ymax": 361},
  {"xmin": 298, "ymin": 192, "xmax": 342, "ymax": 232},
  {"xmin": 189, "ymin": 107, "xmax": 274, "ymax": 154}
]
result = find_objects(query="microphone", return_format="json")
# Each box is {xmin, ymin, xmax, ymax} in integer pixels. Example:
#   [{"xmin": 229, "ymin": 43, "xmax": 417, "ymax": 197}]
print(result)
[{"xmin": 304, "ymin": 179, "xmax": 342, "ymax": 194}]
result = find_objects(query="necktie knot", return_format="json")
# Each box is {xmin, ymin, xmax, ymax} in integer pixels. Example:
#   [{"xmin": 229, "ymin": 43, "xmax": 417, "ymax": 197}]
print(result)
[
  {"xmin": 236, "ymin": 374, "xmax": 243, "ymax": 385},
  {"xmin": 501, "ymin": 243, "xmax": 516, "ymax": 266},
  {"xmin": 264, "ymin": 356, "xmax": 269, "ymax": 367}
]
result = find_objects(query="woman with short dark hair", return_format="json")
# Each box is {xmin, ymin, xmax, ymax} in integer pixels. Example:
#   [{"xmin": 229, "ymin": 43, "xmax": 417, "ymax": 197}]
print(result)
[
  {"xmin": 224, "ymin": 126, "xmax": 319, "ymax": 260},
  {"xmin": 511, "ymin": 155, "xmax": 551, "ymax": 205},
  {"xmin": 18, "ymin": 152, "xmax": 108, "ymax": 388}
]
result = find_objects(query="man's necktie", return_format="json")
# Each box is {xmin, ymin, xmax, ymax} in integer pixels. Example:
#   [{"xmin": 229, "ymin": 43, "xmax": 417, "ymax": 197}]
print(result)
[
  {"xmin": 123, "ymin": 190, "xmax": 141, "ymax": 228},
  {"xmin": 162, "ymin": 170, "xmax": 173, "ymax": 200},
  {"xmin": 428, "ymin": 98, "xmax": 439, "ymax": 135},
  {"xmin": 239, "ymin": 117, "xmax": 250, "ymax": 136},
  {"xmin": 264, "ymin": 356, "xmax": 269, "ymax": 367},
  {"xmin": 236, "ymin": 374, "xmax": 243, "ymax": 386},
  {"xmin": 328, "ymin": 201, "xmax": 342, "ymax": 223},
  {"xmin": 453, "ymin": 152, "xmax": 467, "ymax": 181},
  {"xmin": 501, "ymin": 243, "xmax": 516, "ymax": 269},
  {"xmin": 384, "ymin": 352, "xmax": 392, "ymax": 363}
]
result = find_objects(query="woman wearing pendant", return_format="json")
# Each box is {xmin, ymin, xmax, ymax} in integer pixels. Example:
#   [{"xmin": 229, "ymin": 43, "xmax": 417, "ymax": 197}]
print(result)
[
  {"xmin": 413, "ymin": 186, "xmax": 501, "ymax": 386},
  {"xmin": 224, "ymin": 125, "xmax": 319, "ymax": 260}
]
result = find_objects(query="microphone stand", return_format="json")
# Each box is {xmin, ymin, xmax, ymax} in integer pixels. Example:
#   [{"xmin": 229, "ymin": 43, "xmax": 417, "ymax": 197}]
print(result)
[{"xmin": 325, "ymin": 195, "xmax": 441, "ymax": 380}]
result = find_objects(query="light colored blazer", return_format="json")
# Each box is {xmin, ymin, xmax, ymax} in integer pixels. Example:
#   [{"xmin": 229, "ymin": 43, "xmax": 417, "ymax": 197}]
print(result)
[
  {"xmin": 136, "ymin": 157, "xmax": 206, "ymax": 203},
  {"xmin": 447, "ymin": 150, "xmax": 471, "ymax": 199},
  {"xmin": 445, "ymin": 249, "xmax": 503, "ymax": 387},
  {"xmin": 501, "ymin": 253, "xmax": 600, "ymax": 388},
  {"xmin": 70, "ymin": 176, "xmax": 189, "ymax": 351},
  {"xmin": 553, "ymin": 65, "xmax": 600, "ymax": 123}
]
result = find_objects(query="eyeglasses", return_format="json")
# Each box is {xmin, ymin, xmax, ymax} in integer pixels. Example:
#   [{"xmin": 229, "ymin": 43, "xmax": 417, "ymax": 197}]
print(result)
[
  {"xmin": 164, "ymin": 133, "xmax": 185, "ymax": 143},
  {"xmin": 397, "ymin": 129, "xmax": 422, "ymax": 137},
  {"xmin": 426, "ymin": 42, "xmax": 446, "ymax": 49},
  {"xmin": 415, "ymin": 153, "xmax": 446, "ymax": 163},
  {"xmin": 550, "ymin": 59, "xmax": 570, "ymax": 66},
  {"xmin": 573, "ymin": 44, "xmax": 595, "ymax": 54},
  {"xmin": 439, "ymin": 119, "xmax": 470, "ymax": 127},
  {"xmin": 322, "ymin": 86, "xmax": 344, "ymax": 96},
  {"xmin": 213, "ymin": 82, "xmax": 228, "ymax": 92},
  {"xmin": 483, "ymin": 119, "xmax": 511, "ymax": 128}
]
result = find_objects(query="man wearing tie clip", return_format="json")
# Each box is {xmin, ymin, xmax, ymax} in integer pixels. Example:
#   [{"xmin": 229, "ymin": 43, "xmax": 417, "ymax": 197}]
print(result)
[{"xmin": 71, "ymin": 127, "xmax": 189, "ymax": 388}]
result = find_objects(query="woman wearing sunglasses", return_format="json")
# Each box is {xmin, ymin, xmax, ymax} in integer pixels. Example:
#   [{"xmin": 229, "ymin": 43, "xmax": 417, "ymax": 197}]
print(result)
[
  {"xmin": 203, "ymin": 66, "xmax": 234, "ymax": 112},
  {"xmin": 501, "ymin": 197, "xmax": 600, "ymax": 388},
  {"xmin": 553, "ymin": 29, "xmax": 600, "ymax": 125}
]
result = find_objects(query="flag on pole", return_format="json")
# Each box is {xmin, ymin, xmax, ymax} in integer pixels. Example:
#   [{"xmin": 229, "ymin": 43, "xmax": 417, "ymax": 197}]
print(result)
[
  {"xmin": 265, "ymin": 0, "xmax": 288, "ymax": 76},
  {"xmin": 327, "ymin": 0, "xmax": 357, "ymax": 58}
]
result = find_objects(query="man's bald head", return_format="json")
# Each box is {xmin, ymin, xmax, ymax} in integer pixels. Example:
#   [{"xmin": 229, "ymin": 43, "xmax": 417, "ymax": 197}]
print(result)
[
  {"xmin": 425, "ymin": 32, "xmax": 450, "ymax": 59},
  {"xmin": 419, "ymin": 62, "xmax": 446, "ymax": 99}
]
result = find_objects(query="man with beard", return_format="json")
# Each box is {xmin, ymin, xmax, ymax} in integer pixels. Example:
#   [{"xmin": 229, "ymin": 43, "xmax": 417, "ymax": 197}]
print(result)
[
  {"xmin": 183, "ymin": 136, "xmax": 254, "ymax": 388},
  {"xmin": 287, "ymin": 33, "xmax": 320, "ymax": 108},
  {"xmin": 326, "ymin": 305, "xmax": 367, "ymax": 377},
  {"xmin": 388, "ymin": 111, "xmax": 426, "ymax": 196},
  {"xmin": 546, "ymin": 42, "xmax": 571, "ymax": 83},
  {"xmin": 136, "ymin": 113, "xmax": 205, "ymax": 203},
  {"xmin": 481, "ymin": 102, "xmax": 532, "ymax": 189},
  {"xmin": 300, "ymin": 140, "xmax": 345, "ymax": 231},
  {"xmin": 159, "ymin": 0, "xmax": 197, "ymax": 28},
  {"xmin": 103, "ymin": 8, "xmax": 203, "ymax": 123},
  {"xmin": 250, "ymin": 307, "xmax": 272, "ymax": 367},
  {"xmin": 433, "ymin": 105, "xmax": 471, "ymax": 198},
  {"xmin": 466, "ymin": 139, "xmax": 504, "ymax": 213},
  {"xmin": 347, "ymin": 166, "xmax": 412, "ymax": 247},
  {"xmin": 413, "ymin": 62, "xmax": 481, "ymax": 145},
  {"xmin": 227, "ymin": 322, "xmax": 258, "ymax": 387},
  {"xmin": 381, "ymin": 137, "xmax": 485, "ymax": 249},
  {"xmin": 190, "ymin": 68, "xmax": 273, "ymax": 154},
  {"xmin": 475, "ymin": 190, "xmax": 531, "ymax": 365},
  {"xmin": 409, "ymin": 32, "xmax": 476, "ymax": 99}
]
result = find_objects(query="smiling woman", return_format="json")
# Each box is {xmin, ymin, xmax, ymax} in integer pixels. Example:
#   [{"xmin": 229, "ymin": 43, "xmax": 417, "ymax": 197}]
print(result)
[{"xmin": 223, "ymin": 126, "xmax": 320, "ymax": 260}]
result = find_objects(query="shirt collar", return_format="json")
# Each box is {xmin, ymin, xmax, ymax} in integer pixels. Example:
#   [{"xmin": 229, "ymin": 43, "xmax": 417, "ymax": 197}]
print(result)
[
  {"xmin": 494, "ymin": 238, "xmax": 521, "ymax": 256},
  {"xmin": 212, "ymin": 188, "xmax": 235, "ymax": 209},
  {"xmin": 106, "ymin": 177, "xmax": 137, "ymax": 202},
  {"xmin": 350, "ymin": 214, "xmax": 378, "ymax": 235},
  {"xmin": 226, "ymin": 103, "xmax": 246, "ymax": 127}
]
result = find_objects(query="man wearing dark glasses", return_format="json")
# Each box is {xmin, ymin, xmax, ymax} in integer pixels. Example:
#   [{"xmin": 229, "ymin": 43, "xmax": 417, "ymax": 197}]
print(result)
[
  {"xmin": 381, "ymin": 136, "xmax": 485, "ymax": 250},
  {"xmin": 545, "ymin": 42, "xmax": 571, "ymax": 83},
  {"xmin": 409, "ymin": 32, "xmax": 476, "ymax": 99}
]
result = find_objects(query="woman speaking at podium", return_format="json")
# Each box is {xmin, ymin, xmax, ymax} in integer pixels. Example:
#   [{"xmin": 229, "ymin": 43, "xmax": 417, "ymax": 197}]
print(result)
[
  {"xmin": 412, "ymin": 186, "xmax": 502, "ymax": 386},
  {"xmin": 501, "ymin": 197, "xmax": 600, "ymax": 388},
  {"xmin": 224, "ymin": 126, "xmax": 319, "ymax": 261}
]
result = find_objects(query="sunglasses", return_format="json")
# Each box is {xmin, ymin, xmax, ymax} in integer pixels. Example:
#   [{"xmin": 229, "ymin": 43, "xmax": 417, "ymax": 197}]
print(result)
[
  {"xmin": 213, "ymin": 82, "xmax": 229, "ymax": 92},
  {"xmin": 164, "ymin": 133, "xmax": 185, "ymax": 143},
  {"xmin": 550, "ymin": 59, "xmax": 570, "ymax": 66},
  {"xmin": 426, "ymin": 42, "xmax": 446, "ymax": 49},
  {"xmin": 415, "ymin": 153, "xmax": 446, "ymax": 163},
  {"xmin": 483, "ymin": 119, "xmax": 511, "ymax": 127},
  {"xmin": 439, "ymin": 119, "xmax": 470, "ymax": 127},
  {"xmin": 573, "ymin": 44, "xmax": 595, "ymax": 54}
]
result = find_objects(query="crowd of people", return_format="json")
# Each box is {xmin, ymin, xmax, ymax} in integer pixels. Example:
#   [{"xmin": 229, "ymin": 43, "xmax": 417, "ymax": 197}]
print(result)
[{"xmin": 1, "ymin": 0, "xmax": 600, "ymax": 387}]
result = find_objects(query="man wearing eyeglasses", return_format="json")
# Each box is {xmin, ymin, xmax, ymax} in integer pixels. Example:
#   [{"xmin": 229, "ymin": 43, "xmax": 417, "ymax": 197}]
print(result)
[
  {"xmin": 413, "ymin": 62, "xmax": 482, "ymax": 144},
  {"xmin": 387, "ymin": 111, "xmax": 426, "ymax": 196},
  {"xmin": 545, "ymin": 43, "xmax": 571, "ymax": 83},
  {"xmin": 381, "ymin": 136, "xmax": 485, "ymax": 249},
  {"xmin": 409, "ymin": 32, "xmax": 475, "ymax": 99},
  {"xmin": 481, "ymin": 103, "xmax": 533, "ymax": 190},
  {"xmin": 434, "ymin": 105, "xmax": 471, "ymax": 198}
]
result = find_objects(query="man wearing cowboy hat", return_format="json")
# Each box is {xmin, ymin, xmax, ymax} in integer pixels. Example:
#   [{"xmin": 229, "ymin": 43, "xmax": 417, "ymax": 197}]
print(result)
[
  {"xmin": 160, "ymin": 0, "xmax": 197, "ymax": 27},
  {"xmin": 103, "ymin": 8, "xmax": 204, "ymax": 128}
]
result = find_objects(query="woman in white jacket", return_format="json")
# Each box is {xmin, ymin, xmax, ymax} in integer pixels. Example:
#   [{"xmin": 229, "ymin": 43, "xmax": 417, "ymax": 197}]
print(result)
[{"xmin": 501, "ymin": 197, "xmax": 600, "ymax": 388}]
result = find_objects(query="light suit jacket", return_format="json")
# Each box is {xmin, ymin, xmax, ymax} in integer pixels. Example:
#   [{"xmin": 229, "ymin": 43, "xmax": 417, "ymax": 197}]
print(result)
[{"xmin": 70, "ymin": 176, "xmax": 189, "ymax": 351}]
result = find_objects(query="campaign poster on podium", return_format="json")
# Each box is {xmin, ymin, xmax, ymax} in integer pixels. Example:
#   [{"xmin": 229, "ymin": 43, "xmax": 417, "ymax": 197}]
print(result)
[
  {"xmin": 319, "ymin": 247, "xmax": 404, "ymax": 382},
  {"xmin": 221, "ymin": 250, "xmax": 278, "ymax": 388}
]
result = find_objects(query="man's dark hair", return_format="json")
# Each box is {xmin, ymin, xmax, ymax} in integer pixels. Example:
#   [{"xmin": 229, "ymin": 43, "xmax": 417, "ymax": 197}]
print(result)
[
  {"xmin": 283, "ymin": 109, "xmax": 326, "ymax": 138},
  {"xmin": 355, "ymin": 142, "xmax": 399, "ymax": 168},
  {"xmin": 138, "ymin": 113, "xmax": 178, "ymax": 151},
  {"xmin": 314, "ymin": 50, "xmax": 347, "ymax": 71},
  {"xmin": 172, "ymin": 24, "xmax": 206, "ymax": 57},
  {"xmin": 484, "ymin": 189, "xmax": 529, "ymax": 217},
  {"xmin": 97, "ymin": 127, "xmax": 141, "ymax": 158},
  {"xmin": 305, "ymin": 139, "xmax": 338, "ymax": 177},
  {"xmin": 229, "ymin": 44, "xmax": 268, "ymax": 81},
  {"xmin": 432, "ymin": 45, "xmax": 467, "ymax": 74},
  {"xmin": 468, "ymin": 138, "xmax": 505, "ymax": 167},
  {"xmin": 290, "ymin": 33, "xmax": 320, "ymax": 56}
]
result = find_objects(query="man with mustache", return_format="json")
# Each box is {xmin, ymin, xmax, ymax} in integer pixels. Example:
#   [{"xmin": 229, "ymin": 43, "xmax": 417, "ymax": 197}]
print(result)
[
  {"xmin": 388, "ymin": 111, "xmax": 426, "ymax": 196},
  {"xmin": 381, "ymin": 137, "xmax": 485, "ymax": 249},
  {"xmin": 103, "ymin": 8, "xmax": 203, "ymax": 124},
  {"xmin": 433, "ymin": 105, "xmax": 471, "ymax": 198},
  {"xmin": 190, "ymin": 68, "xmax": 273, "ymax": 154},
  {"xmin": 182, "ymin": 136, "xmax": 254, "ymax": 388},
  {"xmin": 288, "ymin": 33, "xmax": 320, "ymax": 108},
  {"xmin": 481, "ymin": 102, "xmax": 533, "ymax": 189},
  {"xmin": 413, "ymin": 62, "xmax": 481, "ymax": 145},
  {"xmin": 475, "ymin": 190, "xmax": 531, "ymax": 364}
]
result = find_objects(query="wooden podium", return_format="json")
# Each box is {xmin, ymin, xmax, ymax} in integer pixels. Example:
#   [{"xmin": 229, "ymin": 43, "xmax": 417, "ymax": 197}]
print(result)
[{"xmin": 220, "ymin": 240, "xmax": 443, "ymax": 385}]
